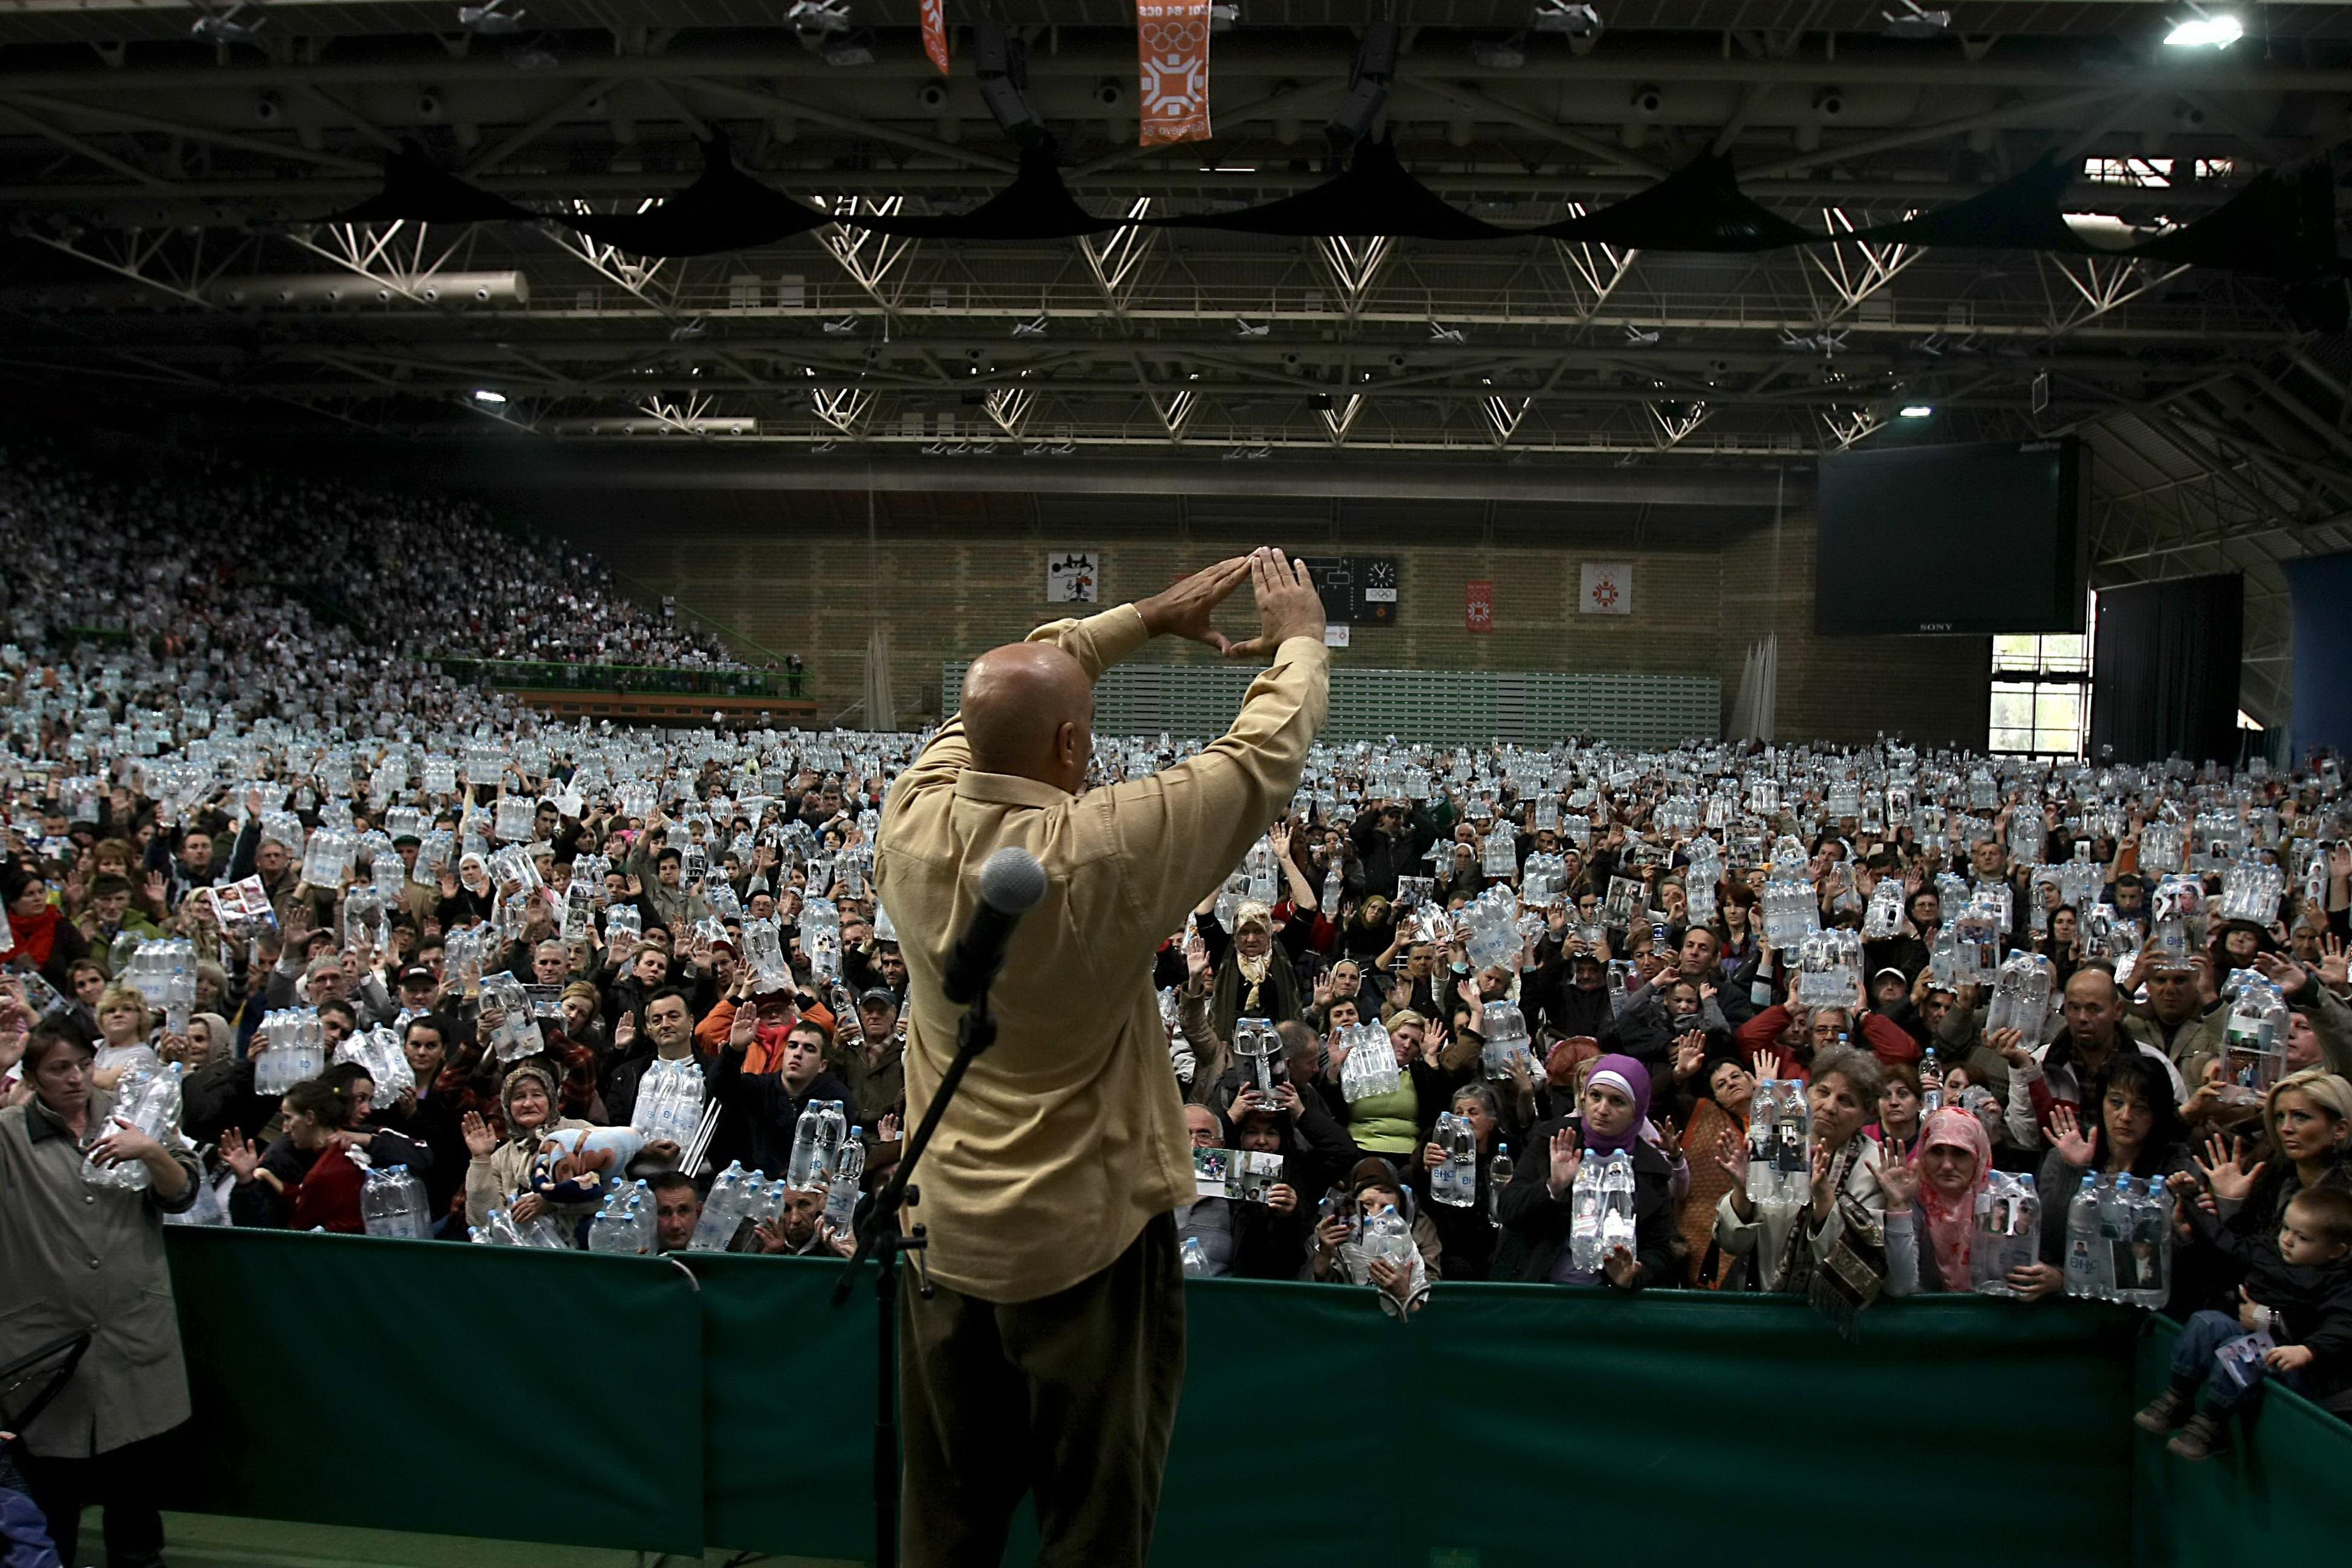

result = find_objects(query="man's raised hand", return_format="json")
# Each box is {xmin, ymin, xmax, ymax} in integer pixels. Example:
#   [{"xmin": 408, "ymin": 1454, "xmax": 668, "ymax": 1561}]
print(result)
[
  {"xmin": 1136, "ymin": 557, "xmax": 1251, "ymax": 653},
  {"xmin": 1223, "ymin": 548, "xmax": 1326, "ymax": 662}
]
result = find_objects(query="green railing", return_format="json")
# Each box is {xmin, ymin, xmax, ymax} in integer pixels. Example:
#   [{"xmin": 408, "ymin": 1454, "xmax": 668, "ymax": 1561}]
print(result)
[
  {"xmin": 146, "ymin": 1227, "xmax": 2350, "ymax": 1566},
  {"xmin": 435, "ymin": 657, "xmax": 806, "ymax": 699}
]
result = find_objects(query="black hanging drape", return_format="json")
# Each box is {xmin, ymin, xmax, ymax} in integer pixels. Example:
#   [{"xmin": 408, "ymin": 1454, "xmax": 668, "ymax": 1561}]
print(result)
[{"xmin": 2088, "ymin": 575, "xmax": 2244, "ymax": 764}]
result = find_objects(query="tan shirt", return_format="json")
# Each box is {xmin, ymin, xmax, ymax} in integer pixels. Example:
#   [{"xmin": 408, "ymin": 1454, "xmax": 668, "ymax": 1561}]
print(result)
[{"xmin": 876, "ymin": 604, "xmax": 1329, "ymax": 1302}]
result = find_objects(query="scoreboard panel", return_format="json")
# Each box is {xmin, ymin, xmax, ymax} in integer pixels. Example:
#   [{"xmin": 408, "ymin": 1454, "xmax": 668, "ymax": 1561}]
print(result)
[{"xmin": 1301, "ymin": 556, "xmax": 1399, "ymax": 625}]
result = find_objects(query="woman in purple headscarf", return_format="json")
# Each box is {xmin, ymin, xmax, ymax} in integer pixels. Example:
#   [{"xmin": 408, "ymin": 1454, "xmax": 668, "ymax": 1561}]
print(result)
[{"xmin": 1491, "ymin": 1052, "xmax": 1683, "ymax": 1289}]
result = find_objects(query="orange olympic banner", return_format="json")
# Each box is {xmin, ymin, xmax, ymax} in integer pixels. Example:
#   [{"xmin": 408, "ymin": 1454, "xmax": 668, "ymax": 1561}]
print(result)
[
  {"xmin": 1136, "ymin": 0, "xmax": 1213, "ymax": 148},
  {"xmin": 921, "ymin": 0, "xmax": 950, "ymax": 75}
]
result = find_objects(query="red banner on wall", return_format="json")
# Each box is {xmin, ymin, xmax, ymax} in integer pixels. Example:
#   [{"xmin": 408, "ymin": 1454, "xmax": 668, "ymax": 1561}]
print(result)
[
  {"xmin": 921, "ymin": 0, "xmax": 950, "ymax": 75},
  {"xmin": 1465, "ymin": 581, "xmax": 1494, "ymax": 634},
  {"xmin": 1136, "ymin": 0, "xmax": 1213, "ymax": 148}
]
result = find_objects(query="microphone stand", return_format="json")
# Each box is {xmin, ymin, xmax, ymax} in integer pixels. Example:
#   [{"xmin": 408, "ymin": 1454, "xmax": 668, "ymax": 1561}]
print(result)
[{"xmin": 831, "ymin": 974, "xmax": 998, "ymax": 1568}]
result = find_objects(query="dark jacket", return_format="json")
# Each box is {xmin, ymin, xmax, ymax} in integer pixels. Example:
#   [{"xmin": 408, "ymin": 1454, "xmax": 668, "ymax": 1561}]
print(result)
[
  {"xmin": 1491, "ymin": 1115, "xmax": 1678, "ymax": 1289},
  {"xmin": 377, "ymin": 1086, "xmax": 470, "ymax": 1224},
  {"xmin": 2188, "ymin": 1199, "xmax": 2352, "ymax": 1407},
  {"xmin": 1349, "ymin": 805, "xmax": 1439, "ymax": 901},
  {"xmin": 710, "ymin": 1044, "xmax": 855, "ymax": 1176}
]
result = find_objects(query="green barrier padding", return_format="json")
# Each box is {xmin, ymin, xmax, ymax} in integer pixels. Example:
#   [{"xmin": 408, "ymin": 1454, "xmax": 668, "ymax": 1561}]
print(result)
[
  {"xmin": 2130, "ymin": 1316, "xmax": 2352, "ymax": 1568},
  {"xmin": 160, "ymin": 1231, "xmax": 2352, "ymax": 1568},
  {"xmin": 160, "ymin": 1227, "xmax": 704, "ymax": 1557},
  {"xmin": 699, "ymin": 1264, "xmax": 2144, "ymax": 1568},
  {"xmin": 689, "ymin": 1252, "xmax": 879, "ymax": 1561}
]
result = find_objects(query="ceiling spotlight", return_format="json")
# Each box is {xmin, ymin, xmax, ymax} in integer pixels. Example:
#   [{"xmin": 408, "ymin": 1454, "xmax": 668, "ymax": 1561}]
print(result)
[
  {"xmin": 1629, "ymin": 84, "xmax": 1665, "ymax": 121},
  {"xmin": 1234, "ymin": 318, "xmax": 1269, "ymax": 337},
  {"xmin": 1899, "ymin": 403, "xmax": 1932, "ymax": 418},
  {"xmin": 785, "ymin": 0, "xmax": 853, "ymax": 34},
  {"xmin": 1813, "ymin": 88, "xmax": 1847, "ymax": 122},
  {"xmin": 1880, "ymin": 1, "xmax": 1950, "ymax": 39},
  {"xmin": 2164, "ymin": 12, "xmax": 2242, "ymax": 48},
  {"xmin": 189, "ymin": 2, "xmax": 266, "ymax": 42},
  {"xmin": 1012, "ymin": 315, "xmax": 1048, "ymax": 337},
  {"xmin": 472, "ymin": 389, "xmax": 508, "ymax": 404},
  {"xmin": 456, "ymin": 0, "xmax": 524, "ymax": 35},
  {"xmin": 668, "ymin": 318, "xmax": 707, "ymax": 342},
  {"xmin": 1534, "ymin": 2, "xmax": 1603, "ymax": 39},
  {"xmin": 821, "ymin": 316, "xmax": 858, "ymax": 334}
]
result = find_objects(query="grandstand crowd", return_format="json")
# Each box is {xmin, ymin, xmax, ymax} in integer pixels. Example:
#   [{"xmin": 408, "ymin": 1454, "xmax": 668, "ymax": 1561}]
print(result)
[{"xmin": 2, "ymin": 442, "xmax": 2350, "ymax": 1565}]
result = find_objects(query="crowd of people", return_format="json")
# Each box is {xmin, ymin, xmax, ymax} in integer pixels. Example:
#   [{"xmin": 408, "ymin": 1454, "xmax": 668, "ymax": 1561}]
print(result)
[{"xmin": 2, "ymin": 445, "xmax": 2350, "ymax": 1566}]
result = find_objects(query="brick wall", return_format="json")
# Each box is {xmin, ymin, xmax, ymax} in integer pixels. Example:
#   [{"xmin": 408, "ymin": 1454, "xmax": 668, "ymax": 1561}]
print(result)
[{"xmin": 529, "ymin": 488, "xmax": 1986, "ymax": 745}]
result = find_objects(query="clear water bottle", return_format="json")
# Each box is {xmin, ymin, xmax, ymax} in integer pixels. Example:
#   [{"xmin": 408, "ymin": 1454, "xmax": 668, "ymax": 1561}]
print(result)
[
  {"xmin": 1422, "ymin": 1112, "xmax": 1468, "ymax": 1209},
  {"xmin": 1746, "ymin": 1083, "xmax": 1779, "ymax": 1208},
  {"xmin": 2096, "ymin": 1174, "xmax": 2132, "ymax": 1302},
  {"xmin": 361, "ymin": 1164, "xmax": 399, "ymax": 1237},
  {"xmin": 2131, "ymin": 1178, "xmax": 2171, "ymax": 1308},
  {"xmin": 815, "ymin": 1101, "xmax": 848, "ymax": 1185},
  {"xmin": 1487, "ymin": 1144, "xmax": 1512, "ymax": 1224},
  {"xmin": 1180, "ymin": 1236, "xmax": 1208, "ymax": 1276},
  {"xmin": 587, "ymin": 1185, "xmax": 637, "ymax": 1253},
  {"xmin": 692, "ymin": 1161, "xmax": 750, "ymax": 1251},
  {"xmin": 2011, "ymin": 1174, "xmax": 2040, "ymax": 1281},
  {"xmin": 824, "ymin": 1128, "xmax": 865, "ymax": 1232},
  {"xmin": 1773, "ymin": 1080, "xmax": 1811, "ymax": 1209},
  {"xmin": 83, "ymin": 1062, "xmax": 184, "ymax": 1193},
  {"xmin": 1569, "ymin": 1153, "xmax": 1605, "ymax": 1272},
  {"xmin": 2064, "ymin": 1173, "xmax": 2101, "ymax": 1298},
  {"xmin": 1919, "ymin": 1049, "xmax": 1944, "ymax": 1114},
  {"xmin": 1598, "ymin": 1148, "xmax": 1637, "ymax": 1261},
  {"xmin": 1363, "ymin": 1210, "xmax": 1415, "ymax": 1273},
  {"xmin": 1321, "ymin": 865, "xmax": 1341, "ymax": 914}
]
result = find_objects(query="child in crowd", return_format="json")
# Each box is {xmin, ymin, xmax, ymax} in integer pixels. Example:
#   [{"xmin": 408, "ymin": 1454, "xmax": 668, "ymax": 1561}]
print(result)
[{"xmin": 2136, "ymin": 1185, "xmax": 2352, "ymax": 1459}]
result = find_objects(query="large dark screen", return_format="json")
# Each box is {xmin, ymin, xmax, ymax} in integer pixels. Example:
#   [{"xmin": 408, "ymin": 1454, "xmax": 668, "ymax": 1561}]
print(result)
[{"xmin": 1815, "ymin": 437, "xmax": 2085, "ymax": 635}]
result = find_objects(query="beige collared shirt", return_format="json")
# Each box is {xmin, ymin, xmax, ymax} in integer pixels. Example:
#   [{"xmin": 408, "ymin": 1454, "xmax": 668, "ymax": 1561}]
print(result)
[{"xmin": 876, "ymin": 603, "xmax": 1329, "ymax": 1302}]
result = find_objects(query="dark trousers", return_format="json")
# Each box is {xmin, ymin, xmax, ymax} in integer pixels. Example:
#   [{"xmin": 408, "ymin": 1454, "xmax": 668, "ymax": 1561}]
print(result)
[
  {"xmin": 900, "ymin": 1212, "xmax": 1184, "ymax": 1568},
  {"xmin": 17, "ymin": 1430, "xmax": 174, "ymax": 1568}
]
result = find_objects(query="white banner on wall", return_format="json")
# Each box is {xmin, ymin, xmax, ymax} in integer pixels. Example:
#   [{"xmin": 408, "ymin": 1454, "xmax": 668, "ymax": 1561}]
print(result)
[
  {"xmin": 1579, "ymin": 561, "xmax": 1633, "ymax": 616},
  {"xmin": 1046, "ymin": 550, "xmax": 1101, "ymax": 603}
]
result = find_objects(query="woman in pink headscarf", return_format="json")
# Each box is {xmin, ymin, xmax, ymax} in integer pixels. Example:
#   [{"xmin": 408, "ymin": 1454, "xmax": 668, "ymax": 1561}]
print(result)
[{"xmin": 1882, "ymin": 1106, "xmax": 1992, "ymax": 1294}]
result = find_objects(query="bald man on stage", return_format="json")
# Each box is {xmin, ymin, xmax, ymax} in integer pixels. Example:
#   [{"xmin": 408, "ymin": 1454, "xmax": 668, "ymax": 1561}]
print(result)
[{"xmin": 875, "ymin": 548, "xmax": 1329, "ymax": 1568}]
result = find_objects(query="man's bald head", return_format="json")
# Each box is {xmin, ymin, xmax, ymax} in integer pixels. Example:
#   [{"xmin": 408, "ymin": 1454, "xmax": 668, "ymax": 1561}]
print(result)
[
  {"xmin": 962, "ymin": 642, "xmax": 1093, "ymax": 794},
  {"xmin": 2062, "ymin": 965, "xmax": 2122, "ymax": 1050}
]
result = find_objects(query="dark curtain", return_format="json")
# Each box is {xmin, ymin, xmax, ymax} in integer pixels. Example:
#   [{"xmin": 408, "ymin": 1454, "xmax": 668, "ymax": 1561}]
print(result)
[
  {"xmin": 2284, "ymin": 552, "xmax": 2352, "ymax": 759},
  {"xmin": 2089, "ymin": 575, "xmax": 2243, "ymax": 764}
]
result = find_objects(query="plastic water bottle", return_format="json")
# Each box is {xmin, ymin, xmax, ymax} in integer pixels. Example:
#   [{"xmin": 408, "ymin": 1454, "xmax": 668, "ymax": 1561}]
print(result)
[
  {"xmin": 1569, "ymin": 1153, "xmax": 1605, "ymax": 1272},
  {"xmin": 787, "ymin": 1102, "xmax": 828, "ymax": 1186},
  {"xmin": 1321, "ymin": 865, "xmax": 1341, "ymax": 914},
  {"xmin": 1429, "ymin": 1112, "xmax": 1476, "ymax": 1209},
  {"xmin": 2012, "ymin": 1174, "xmax": 2040, "ymax": 1281},
  {"xmin": 1180, "ymin": 1236, "xmax": 1208, "ymax": 1276},
  {"xmin": 361, "ymin": 1164, "xmax": 398, "ymax": 1237},
  {"xmin": 83, "ymin": 1063, "xmax": 184, "ymax": 1193},
  {"xmin": 1746, "ymin": 1084, "xmax": 1779, "ymax": 1208},
  {"xmin": 587, "ymin": 1185, "xmax": 635, "ymax": 1253},
  {"xmin": 1773, "ymin": 1079, "xmax": 1811, "ymax": 1208},
  {"xmin": 1487, "ymin": 1144, "xmax": 1512, "ymax": 1224},
  {"xmin": 2097, "ymin": 1174, "xmax": 2132, "ymax": 1302},
  {"xmin": 816, "ymin": 1101, "xmax": 848, "ymax": 1185},
  {"xmin": 2131, "ymin": 1178, "xmax": 2171, "ymax": 1308},
  {"xmin": 824, "ymin": 1128, "xmax": 866, "ymax": 1232},
  {"xmin": 692, "ymin": 1161, "xmax": 751, "ymax": 1251},
  {"xmin": 2064, "ymin": 1173, "xmax": 2101, "ymax": 1298},
  {"xmin": 1598, "ymin": 1148, "xmax": 1637, "ymax": 1262},
  {"xmin": 1919, "ymin": 1048, "xmax": 1944, "ymax": 1114}
]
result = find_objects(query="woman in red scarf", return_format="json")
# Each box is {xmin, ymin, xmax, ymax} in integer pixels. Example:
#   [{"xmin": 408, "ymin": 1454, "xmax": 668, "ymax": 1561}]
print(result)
[{"xmin": 4, "ymin": 863, "xmax": 91, "ymax": 992}]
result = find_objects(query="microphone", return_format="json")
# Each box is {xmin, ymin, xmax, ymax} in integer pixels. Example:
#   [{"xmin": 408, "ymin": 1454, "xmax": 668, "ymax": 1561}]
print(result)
[{"xmin": 941, "ymin": 846, "xmax": 1050, "ymax": 1005}]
